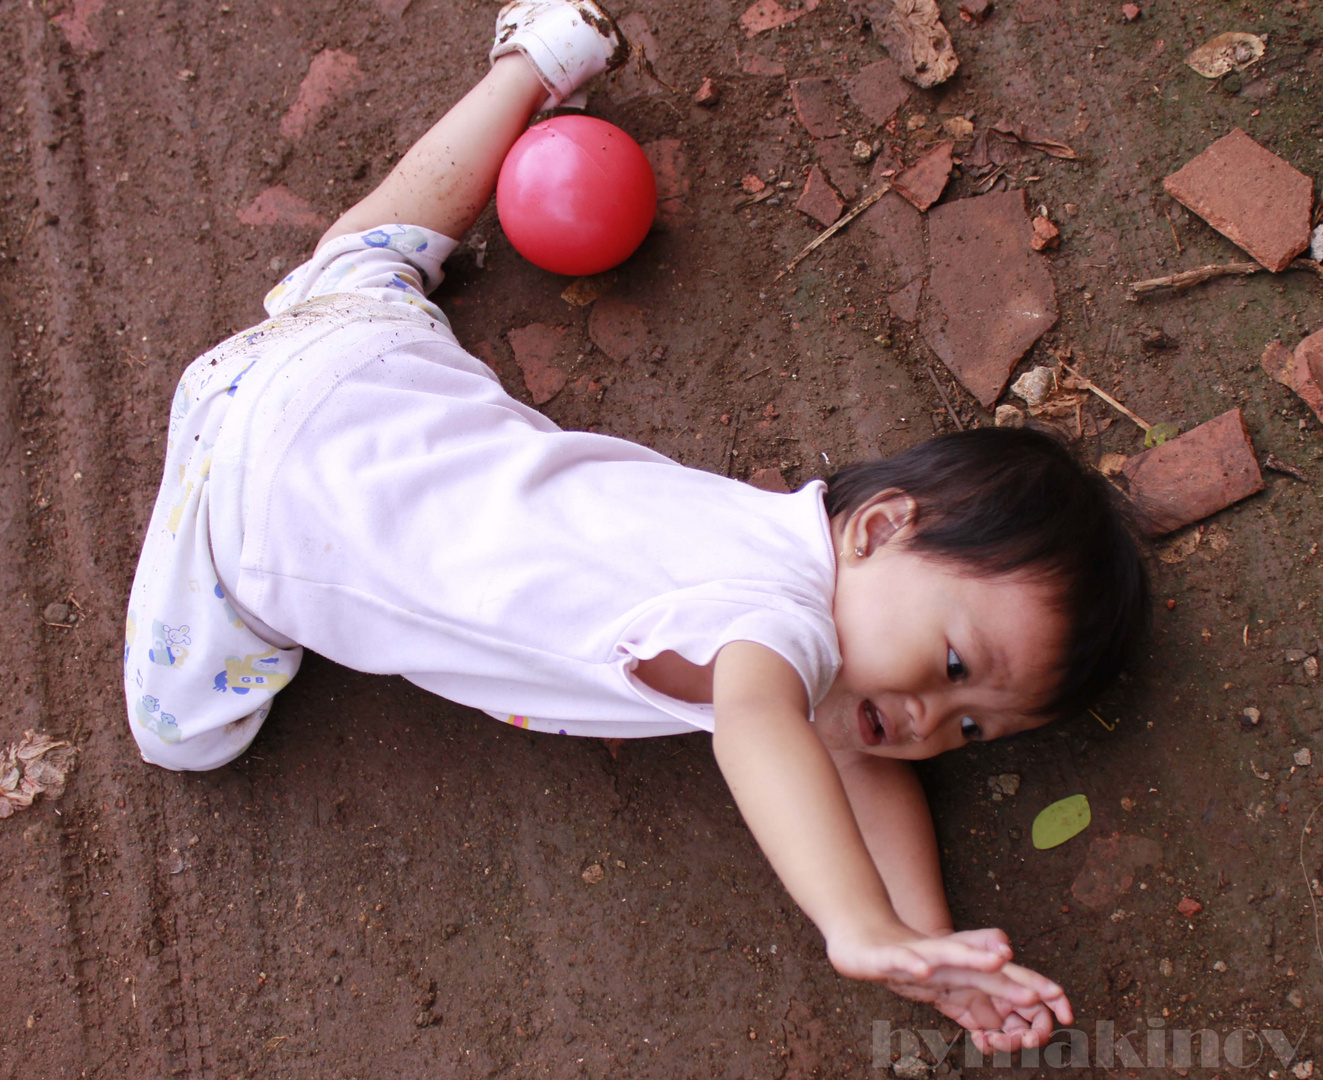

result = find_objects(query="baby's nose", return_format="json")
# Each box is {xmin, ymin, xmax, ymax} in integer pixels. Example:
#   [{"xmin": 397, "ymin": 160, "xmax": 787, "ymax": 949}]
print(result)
[{"xmin": 906, "ymin": 697, "xmax": 942, "ymax": 741}]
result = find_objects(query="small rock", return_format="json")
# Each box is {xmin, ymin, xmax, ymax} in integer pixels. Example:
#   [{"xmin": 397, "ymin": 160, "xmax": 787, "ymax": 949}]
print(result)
[
  {"xmin": 166, "ymin": 850, "xmax": 185, "ymax": 875},
  {"xmin": 742, "ymin": 174, "xmax": 766, "ymax": 194},
  {"xmin": 1010, "ymin": 366, "xmax": 1055, "ymax": 407},
  {"xmin": 332, "ymin": 973, "xmax": 343, "ymax": 985},
  {"xmin": 1177, "ymin": 896, "xmax": 1203, "ymax": 918},
  {"xmin": 1099, "ymin": 453, "xmax": 1127, "ymax": 477},
  {"xmin": 42, "ymin": 602, "xmax": 71, "ymax": 624},
  {"xmin": 148, "ymin": 938, "xmax": 164, "ymax": 956},
  {"xmin": 987, "ymin": 773, "xmax": 1020, "ymax": 796},
  {"xmin": 1295, "ymin": 747, "xmax": 1313, "ymax": 767},
  {"xmin": 1313, "ymin": 223, "xmax": 1323, "ymax": 263},
  {"xmin": 1287, "ymin": 987, "xmax": 1306, "ymax": 1009},
  {"xmin": 959, "ymin": 0, "xmax": 992, "ymax": 22},
  {"xmin": 1212, "ymin": 959, "xmax": 1227, "ymax": 972},
  {"xmin": 1242, "ymin": 706, "xmax": 1262, "ymax": 727},
  {"xmin": 414, "ymin": 1010, "xmax": 434, "ymax": 1028},
  {"xmin": 893, "ymin": 1054, "xmax": 930, "ymax": 1080},
  {"xmin": 581, "ymin": 863, "xmax": 605, "ymax": 885},
  {"xmin": 1307, "ymin": 657, "xmax": 1319, "ymax": 678},
  {"xmin": 1121, "ymin": 3, "xmax": 1141, "ymax": 21},
  {"xmin": 1064, "ymin": 202, "xmax": 1079, "ymax": 216},
  {"xmin": 1031, "ymin": 215, "xmax": 1060, "ymax": 251},
  {"xmin": 1120, "ymin": 796, "xmax": 1135, "ymax": 811},
  {"xmin": 994, "ymin": 404, "xmax": 1024, "ymax": 428},
  {"xmin": 1159, "ymin": 958, "xmax": 1174, "ymax": 976},
  {"xmin": 1293, "ymin": 1060, "xmax": 1314, "ymax": 1079},
  {"xmin": 693, "ymin": 77, "xmax": 720, "ymax": 106},
  {"xmin": 851, "ymin": 139, "xmax": 873, "ymax": 164}
]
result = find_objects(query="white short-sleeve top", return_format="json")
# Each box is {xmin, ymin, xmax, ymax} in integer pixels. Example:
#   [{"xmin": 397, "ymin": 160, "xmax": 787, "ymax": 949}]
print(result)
[{"xmin": 207, "ymin": 225, "xmax": 841, "ymax": 738}]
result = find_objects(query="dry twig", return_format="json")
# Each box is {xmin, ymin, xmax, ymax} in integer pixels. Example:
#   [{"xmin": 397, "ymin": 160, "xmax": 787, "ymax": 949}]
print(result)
[
  {"xmin": 1128, "ymin": 258, "xmax": 1323, "ymax": 297},
  {"xmin": 925, "ymin": 366, "xmax": 964, "ymax": 431},
  {"xmin": 775, "ymin": 184, "xmax": 891, "ymax": 281},
  {"xmin": 1263, "ymin": 453, "xmax": 1308, "ymax": 482},
  {"xmin": 1058, "ymin": 360, "xmax": 1152, "ymax": 432}
]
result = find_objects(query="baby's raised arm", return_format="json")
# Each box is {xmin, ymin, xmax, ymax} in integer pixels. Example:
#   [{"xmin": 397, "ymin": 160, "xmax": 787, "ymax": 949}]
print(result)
[{"xmin": 711, "ymin": 640, "xmax": 1071, "ymax": 1048}]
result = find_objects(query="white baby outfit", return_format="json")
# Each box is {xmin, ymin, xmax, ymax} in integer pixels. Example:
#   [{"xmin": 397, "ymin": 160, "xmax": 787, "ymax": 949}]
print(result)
[{"xmin": 124, "ymin": 225, "xmax": 841, "ymax": 770}]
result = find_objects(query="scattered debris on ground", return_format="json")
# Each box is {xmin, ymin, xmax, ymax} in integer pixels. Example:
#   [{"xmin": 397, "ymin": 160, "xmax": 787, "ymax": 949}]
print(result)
[
  {"xmin": 0, "ymin": 731, "xmax": 76, "ymax": 819},
  {"xmin": 1261, "ymin": 332, "xmax": 1323, "ymax": 424},
  {"xmin": 1070, "ymin": 834, "xmax": 1162, "ymax": 909}
]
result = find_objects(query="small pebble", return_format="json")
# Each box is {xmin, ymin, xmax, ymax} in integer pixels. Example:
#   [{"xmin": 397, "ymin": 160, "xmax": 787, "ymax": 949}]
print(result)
[
  {"xmin": 332, "ymin": 973, "xmax": 343, "ymax": 985},
  {"xmin": 1294, "ymin": 1060, "xmax": 1315, "ymax": 1080},
  {"xmin": 1158, "ymin": 958, "xmax": 1174, "ymax": 976},
  {"xmin": 42, "ymin": 602, "xmax": 72, "ymax": 624},
  {"xmin": 1177, "ymin": 896, "xmax": 1203, "ymax": 917},
  {"xmin": 581, "ymin": 863, "xmax": 605, "ymax": 885},
  {"xmin": 851, "ymin": 139, "xmax": 873, "ymax": 164},
  {"xmin": 893, "ymin": 1054, "xmax": 930, "ymax": 1080},
  {"xmin": 1295, "ymin": 747, "xmax": 1313, "ymax": 767},
  {"xmin": 994, "ymin": 404, "xmax": 1024, "ymax": 428},
  {"xmin": 1307, "ymin": 656, "xmax": 1319, "ymax": 678},
  {"xmin": 693, "ymin": 77, "xmax": 720, "ymax": 106},
  {"xmin": 1212, "ymin": 960, "xmax": 1227, "ymax": 972},
  {"xmin": 1010, "ymin": 366, "xmax": 1054, "ymax": 407},
  {"xmin": 1288, "ymin": 987, "xmax": 1306, "ymax": 1009}
]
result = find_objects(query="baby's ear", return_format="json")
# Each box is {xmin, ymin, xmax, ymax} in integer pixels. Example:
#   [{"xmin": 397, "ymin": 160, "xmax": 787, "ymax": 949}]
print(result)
[{"xmin": 854, "ymin": 492, "xmax": 917, "ymax": 555}]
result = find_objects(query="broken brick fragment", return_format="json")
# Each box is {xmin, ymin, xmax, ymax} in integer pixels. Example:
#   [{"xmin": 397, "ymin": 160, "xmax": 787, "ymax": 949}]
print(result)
[
  {"xmin": 959, "ymin": 0, "xmax": 992, "ymax": 21},
  {"xmin": 741, "ymin": 174, "xmax": 766, "ymax": 194},
  {"xmin": 921, "ymin": 189, "xmax": 1057, "ymax": 407},
  {"xmin": 588, "ymin": 298, "xmax": 649, "ymax": 362},
  {"xmin": 844, "ymin": 59, "xmax": 910, "ymax": 127},
  {"xmin": 893, "ymin": 141, "xmax": 953, "ymax": 212},
  {"xmin": 795, "ymin": 165, "xmax": 844, "ymax": 227},
  {"xmin": 507, "ymin": 323, "xmax": 572, "ymax": 405},
  {"xmin": 1121, "ymin": 3, "xmax": 1141, "ymax": 21},
  {"xmin": 1031, "ymin": 215, "xmax": 1060, "ymax": 250},
  {"xmin": 790, "ymin": 76, "xmax": 845, "ymax": 138},
  {"xmin": 693, "ymin": 77, "xmax": 720, "ymax": 106},
  {"xmin": 1163, "ymin": 128, "xmax": 1312, "ymax": 273},
  {"xmin": 1177, "ymin": 897, "xmax": 1203, "ymax": 918},
  {"xmin": 748, "ymin": 468, "xmax": 791, "ymax": 493},
  {"xmin": 1120, "ymin": 409, "xmax": 1265, "ymax": 535},
  {"xmin": 1262, "ymin": 332, "xmax": 1323, "ymax": 423}
]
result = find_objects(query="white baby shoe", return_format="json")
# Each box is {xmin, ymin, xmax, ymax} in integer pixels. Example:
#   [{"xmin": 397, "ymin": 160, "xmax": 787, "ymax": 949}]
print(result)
[{"xmin": 490, "ymin": 0, "xmax": 629, "ymax": 112}]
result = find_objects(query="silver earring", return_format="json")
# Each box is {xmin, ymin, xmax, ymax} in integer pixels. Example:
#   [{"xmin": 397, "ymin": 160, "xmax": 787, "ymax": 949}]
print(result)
[{"xmin": 854, "ymin": 546, "xmax": 866, "ymax": 558}]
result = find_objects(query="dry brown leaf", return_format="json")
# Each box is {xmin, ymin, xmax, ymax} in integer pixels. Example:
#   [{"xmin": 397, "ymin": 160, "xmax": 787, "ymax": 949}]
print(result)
[
  {"xmin": 0, "ymin": 731, "xmax": 75, "ymax": 818},
  {"xmin": 1184, "ymin": 32, "xmax": 1265, "ymax": 79},
  {"xmin": 869, "ymin": 0, "xmax": 959, "ymax": 88},
  {"xmin": 990, "ymin": 121, "xmax": 1081, "ymax": 160},
  {"xmin": 1156, "ymin": 526, "xmax": 1203, "ymax": 564},
  {"xmin": 1099, "ymin": 452, "xmax": 1128, "ymax": 477}
]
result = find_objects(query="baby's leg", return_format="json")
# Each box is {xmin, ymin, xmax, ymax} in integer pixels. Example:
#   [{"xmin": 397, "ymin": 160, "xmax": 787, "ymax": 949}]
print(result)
[{"xmin": 321, "ymin": 2, "xmax": 625, "ymax": 246}]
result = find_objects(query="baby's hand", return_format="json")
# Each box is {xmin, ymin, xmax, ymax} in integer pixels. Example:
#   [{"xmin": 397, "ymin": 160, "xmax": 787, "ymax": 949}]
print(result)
[{"xmin": 828, "ymin": 926, "xmax": 1072, "ymax": 1051}]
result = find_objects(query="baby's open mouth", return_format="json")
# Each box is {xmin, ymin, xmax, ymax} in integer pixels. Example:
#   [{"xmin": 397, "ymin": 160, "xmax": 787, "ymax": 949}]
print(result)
[{"xmin": 858, "ymin": 699, "xmax": 887, "ymax": 747}]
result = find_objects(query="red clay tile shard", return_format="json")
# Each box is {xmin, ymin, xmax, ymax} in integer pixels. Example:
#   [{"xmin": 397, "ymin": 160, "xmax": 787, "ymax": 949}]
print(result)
[
  {"xmin": 921, "ymin": 189, "xmax": 1057, "ymax": 407},
  {"xmin": 740, "ymin": 0, "xmax": 821, "ymax": 36},
  {"xmin": 738, "ymin": 50, "xmax": 787, "ymax": 76},
  {"xmin": 1262, "ymin": 332, "xmax": 1323, "ymax": 423},
  {"xmin": 893, "ymin": 141, "xmax": 953, "ymax": 211},
  {"xmin": 1031, "ymin": 215, "xmax": 1060, "ymax": 250},
  {"xmin": 886, "ymin": 277, "xmax": 924, "ymax": 323},
  {"xmin": 508, "ymin": 323, "xmax": 572, "ymax": 405},
  {"xmin": 1177, "ymin": 897, "xmax": 1203, "ymax": 918},
  {"xmin": 280, "ymin": 50, "xmax": 363, "ymax": 141},
  {"xmin": 1162, "ymin": 129, "xmax": 1312, "ymax": 273},
  {"xmin": 236, "ymin": 186, "xmax": 327, "ymax": 228},
  {"xmin": 796, "ymin": 166, "xmax": 844, "ymax": 227},
  {"xmin": 813, "ymin": 136, "xmax": 861, "ymax": 200},
  {"xmin": 844, "ymin": 59, "xmax": 910, "ymax": 127},
  {"xmin": 1121, "ymin": 3, "xmax": 1141, "ymax": 21},
  {"xmin": 791, "ymin": 77, "xmax": 845, "ymax": 138},
  {"xmin": 588, "ymin": 298, "xmax": 649, "ymax": 362},
  {"xmin": 748, "ymin": 468, "xmax": 791, "ymax": 493},
  {"xmin": 1120, "ymin": 409, "xmax": 1264, "ymax": 535},
  {"xmin": 1070, "ymin": 834, "xmax": 1162, "ymax": 910},
  {"xmin": 693, "ymin": 77, "xmax": 720, "ymax": 106}
]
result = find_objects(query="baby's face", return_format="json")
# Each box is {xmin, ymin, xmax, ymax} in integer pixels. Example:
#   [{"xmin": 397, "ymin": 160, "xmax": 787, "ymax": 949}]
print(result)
[{"xmin": 815, "ymin": 496, "xmax": 1067, "ymax": 760}]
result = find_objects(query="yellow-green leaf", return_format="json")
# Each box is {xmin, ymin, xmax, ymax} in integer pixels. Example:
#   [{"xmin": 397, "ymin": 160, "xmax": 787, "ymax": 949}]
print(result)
[{"xmin": 1032, "ymin": 794, "xmax": 1092, "ymax": 849}]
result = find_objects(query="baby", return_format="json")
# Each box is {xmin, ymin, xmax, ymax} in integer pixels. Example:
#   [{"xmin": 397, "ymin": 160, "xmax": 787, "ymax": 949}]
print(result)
[{"xmin": 123, "ymin": 0, "xmax": 1149, "ymax": 1052}]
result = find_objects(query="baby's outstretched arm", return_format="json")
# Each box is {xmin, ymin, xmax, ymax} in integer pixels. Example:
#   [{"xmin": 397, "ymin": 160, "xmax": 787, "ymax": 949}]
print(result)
[
  {"xmin": 712, "ymin": 640, "xmax": 1071, "ymax": 1048},
  {"xmin": 318, "ymin": 54, "xmax": 548, "ymax": 250}
]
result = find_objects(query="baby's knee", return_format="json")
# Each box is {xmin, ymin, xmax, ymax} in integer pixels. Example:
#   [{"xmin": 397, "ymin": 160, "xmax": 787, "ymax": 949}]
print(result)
[{"xmin": 127, "ymin": 691, "xmax": 272, "ymax": 772}]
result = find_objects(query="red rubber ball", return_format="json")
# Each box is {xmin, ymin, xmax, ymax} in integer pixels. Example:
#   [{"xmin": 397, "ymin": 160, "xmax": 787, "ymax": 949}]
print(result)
[{"xmin": 496, "ymin": 116, "xmax": 657, "ymax": 276}]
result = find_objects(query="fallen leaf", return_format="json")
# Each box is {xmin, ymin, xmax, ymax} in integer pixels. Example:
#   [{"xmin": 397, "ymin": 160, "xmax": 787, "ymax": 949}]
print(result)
[
  {"xmin": 1144, "ymin": 420, "xmax": 1182, "ymax": 448},
  {"xmin": 1184, "ymin": 32, "xmax": 1265, "ymax": 79},
  {"xmin": 0, "ymin": 731, "xmax": 75, "ymax": 817},
  {"xmin": 1032, "ymin": 794, "xmax": 1092, "ymax": 850},
  {"xmin": 942, "ymin": 116, "xmax": 974, "ymax": 139},
  {"xmin": 990, "ymin": 120, "xmax": 1081, "ymax": 160},
  {"xmin": 1099, "ymin": 452, "xmax": 1128, "ymax": 476},
  {"xmin": 868, "ymin": 0, "xmax": 959, "ymax": 89},
  {"xmin": 1155, "ymin": 525, "xmax": 1202, "ymax": 564}
]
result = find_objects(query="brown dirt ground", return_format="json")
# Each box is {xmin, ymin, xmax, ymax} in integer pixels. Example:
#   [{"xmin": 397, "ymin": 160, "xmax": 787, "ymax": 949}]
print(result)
[{"xmin": 3, "ymin": 0, "xmax": 1323, "ymax": 1077}]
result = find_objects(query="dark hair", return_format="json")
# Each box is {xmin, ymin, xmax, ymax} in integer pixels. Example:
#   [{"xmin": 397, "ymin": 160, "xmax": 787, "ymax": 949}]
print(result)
[{"xmin": 824, "ymin": 427, "xmax": 1150, "ymax": 718}]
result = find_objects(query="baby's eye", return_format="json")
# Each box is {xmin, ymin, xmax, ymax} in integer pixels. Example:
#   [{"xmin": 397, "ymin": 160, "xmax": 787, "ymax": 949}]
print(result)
[
  {"xmin": 946, "ymin": 646, "xmax": 967, "ymax": 681},
  {"xmin": 960, "ymin": 716, "xmax": 983, "ymax": 741}
]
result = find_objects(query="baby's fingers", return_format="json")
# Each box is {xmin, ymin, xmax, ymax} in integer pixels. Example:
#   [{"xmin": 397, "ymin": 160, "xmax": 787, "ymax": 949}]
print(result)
[
  {"xmin": 994, "ymin": 963, "xmax": 1073, "ymax": 1026},
  {"xmin": 903, "ymin": 935, "xmax": 1012, "ymax": 975}
]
